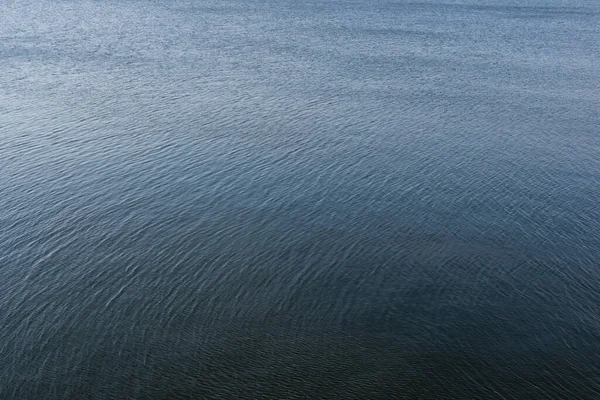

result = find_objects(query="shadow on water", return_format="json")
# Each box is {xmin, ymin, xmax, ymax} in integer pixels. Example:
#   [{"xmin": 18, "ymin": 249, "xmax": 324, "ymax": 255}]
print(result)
[{"xmin": 4, "ymin": 226, "xmax": 600, "ymax": 399}]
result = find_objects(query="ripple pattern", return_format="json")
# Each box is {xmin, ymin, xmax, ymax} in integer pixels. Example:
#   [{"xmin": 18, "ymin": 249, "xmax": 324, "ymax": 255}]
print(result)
[{"xmin": 1, "ymin": 0, "xmax": 600, "ymax": 398}]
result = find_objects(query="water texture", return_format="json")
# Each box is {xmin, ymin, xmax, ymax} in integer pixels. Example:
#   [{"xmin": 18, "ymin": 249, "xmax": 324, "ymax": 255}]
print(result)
[{"xmin": 1, "ymin": 0, "xmax": 599, "ymax": 398}]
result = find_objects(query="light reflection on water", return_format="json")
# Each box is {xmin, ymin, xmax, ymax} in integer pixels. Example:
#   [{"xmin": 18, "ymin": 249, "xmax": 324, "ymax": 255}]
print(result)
[{"xmin": 1, "ymin": 0, "xmax": 599, "ymax": 398}]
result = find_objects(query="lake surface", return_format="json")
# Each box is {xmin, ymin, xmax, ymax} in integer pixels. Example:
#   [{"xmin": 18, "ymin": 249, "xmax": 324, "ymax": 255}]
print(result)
[{"xmin": 1, "ymin": 0, "xmax": 599, "ymax": 398}]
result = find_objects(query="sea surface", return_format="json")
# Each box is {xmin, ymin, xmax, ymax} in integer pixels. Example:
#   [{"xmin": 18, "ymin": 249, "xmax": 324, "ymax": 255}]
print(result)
[{"xmin": 1, "ymin": 0, "xmax": 599, "ymax": 398}]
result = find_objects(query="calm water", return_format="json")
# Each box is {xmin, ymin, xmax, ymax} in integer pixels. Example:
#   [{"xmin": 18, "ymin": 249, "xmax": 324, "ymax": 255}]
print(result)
[{"xmin": 1, "ymin": 0, "xmax": 599, "ymax": 398}]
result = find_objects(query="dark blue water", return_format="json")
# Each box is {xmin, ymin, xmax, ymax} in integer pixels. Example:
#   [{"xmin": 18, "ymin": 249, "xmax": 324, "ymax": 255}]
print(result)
[{"xmin": 1, "ymin": 0, "xmax": 599, "ymax": 398}]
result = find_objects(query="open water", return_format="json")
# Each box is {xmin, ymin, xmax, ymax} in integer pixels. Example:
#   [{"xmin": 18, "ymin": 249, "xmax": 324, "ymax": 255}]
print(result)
[{"xmin": 1, "ymin": 0, "xmax": 599, "ymax": 398}]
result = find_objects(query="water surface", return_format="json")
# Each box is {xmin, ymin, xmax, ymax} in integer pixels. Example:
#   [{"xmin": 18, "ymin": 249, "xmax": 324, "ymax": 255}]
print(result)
[{"xmin": 1, "ymin": 0, "xmax": 600, "ymax": 398}]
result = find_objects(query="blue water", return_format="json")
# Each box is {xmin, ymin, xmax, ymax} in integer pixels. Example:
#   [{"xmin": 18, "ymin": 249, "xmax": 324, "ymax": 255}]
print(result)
[{"xmin": 1, "ymin": 0, "xmax": 599, "ymax": 398}]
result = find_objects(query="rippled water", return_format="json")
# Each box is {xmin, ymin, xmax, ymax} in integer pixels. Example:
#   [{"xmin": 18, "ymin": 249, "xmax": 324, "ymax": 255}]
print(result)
[{"xmin": 1, "ymin": 0, "xmax": 600, "ymax": 398}]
